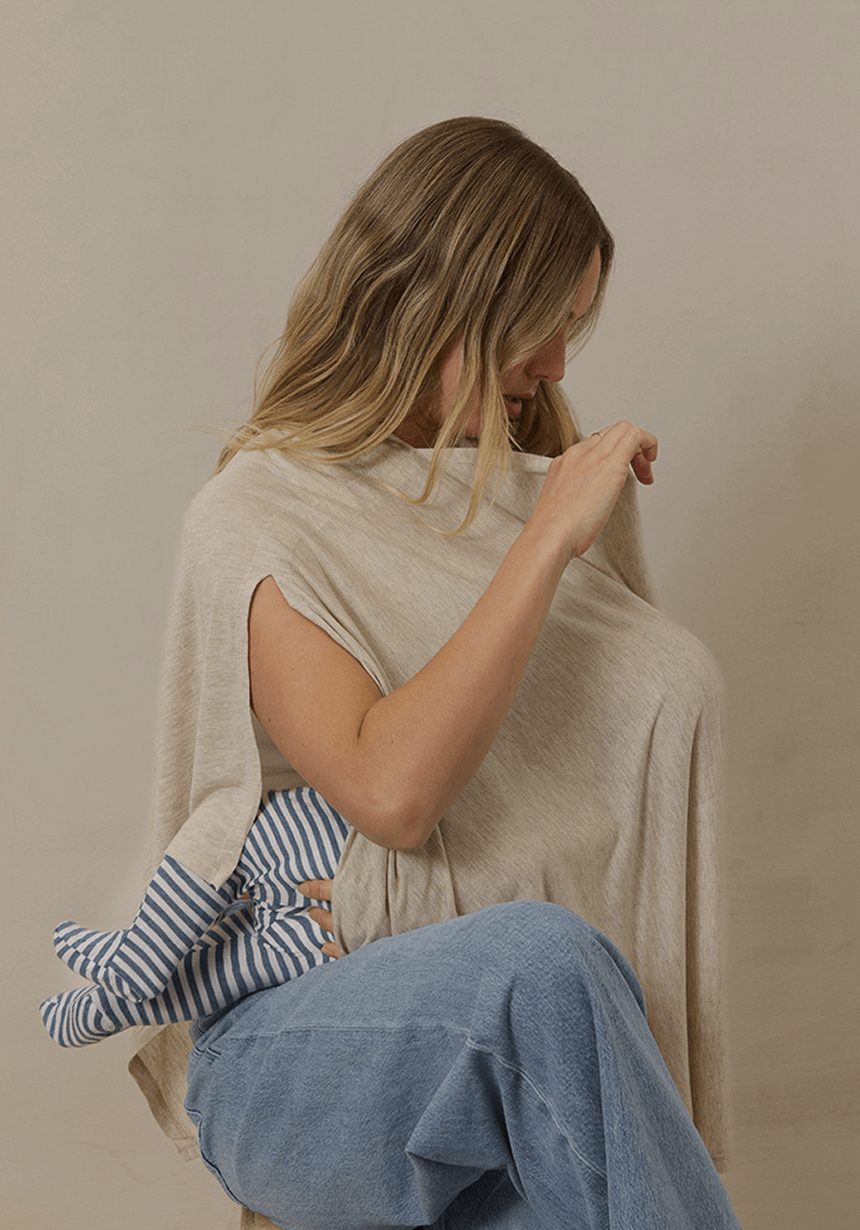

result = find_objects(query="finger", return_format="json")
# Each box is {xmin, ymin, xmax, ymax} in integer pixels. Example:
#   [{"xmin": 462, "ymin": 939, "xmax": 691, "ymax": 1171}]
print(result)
[
  {"xmin": 598, "ymin": 422, "xmax": 658, "ymax": 473},
  {"xmin": 630, "ymin": 435, "xmax": 658, "ymax": 484},
  {"xmin": 586, "ymin": 426, "xmax": 616, "ymax": 449},
  {"xmin": 308, "ymin": 906, "xmax": 334, "ymax": 932},
  {"xmin": 298, "ymin": 878, "xmax": 333, "ymax": 901},
  {"xmin": 586, "ymin": 421, "xmax": 629, "ymax": 448},
  {"xmin": 631, "ymin": 452, "xmax": 655, "ymax": 484},
  {"xmin": 587, "ymin": 422, "xmax": 657, "ymax": 461},
  {"xmin": 321, "ymin": 942, "xmax": 341, "ymax": 960}
]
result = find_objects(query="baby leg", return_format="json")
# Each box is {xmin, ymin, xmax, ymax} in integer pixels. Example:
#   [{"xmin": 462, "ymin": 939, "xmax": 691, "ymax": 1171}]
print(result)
[
  {"xmin": 52, "ymin": 855, "xmax": 239, "ymax": 1001},
  {"xmin": 41, "ymin": 905, "xmax": 332, "ymax": 1047}
]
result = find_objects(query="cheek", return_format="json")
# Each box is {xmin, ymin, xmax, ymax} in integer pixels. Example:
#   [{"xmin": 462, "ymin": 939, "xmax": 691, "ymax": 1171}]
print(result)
[{"xmin": 464, "ymin": 387, "xmax": 482, "ymax": 424}]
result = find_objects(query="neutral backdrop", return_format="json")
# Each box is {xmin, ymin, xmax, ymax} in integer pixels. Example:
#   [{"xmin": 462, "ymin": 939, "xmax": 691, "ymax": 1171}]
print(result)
[{"xmin": 3, "ymin": 2, "xmax": 858, "ymax": 1228}]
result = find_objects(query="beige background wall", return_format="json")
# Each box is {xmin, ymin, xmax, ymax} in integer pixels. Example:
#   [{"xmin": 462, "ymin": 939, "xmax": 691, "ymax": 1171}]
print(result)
[{"xmin": 3, "ymin": 2, "xmax": 858, "ymax": 1227}]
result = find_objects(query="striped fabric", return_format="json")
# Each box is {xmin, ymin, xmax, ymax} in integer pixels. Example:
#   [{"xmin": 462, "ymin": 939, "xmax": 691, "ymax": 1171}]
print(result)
[
  {"xmin": 40, "ymin": 788, "xmax": 350, "ymax": 1047},
  {"xmin": 52, "ymin": 858, "xmax": 236, "ymax": 1001}
]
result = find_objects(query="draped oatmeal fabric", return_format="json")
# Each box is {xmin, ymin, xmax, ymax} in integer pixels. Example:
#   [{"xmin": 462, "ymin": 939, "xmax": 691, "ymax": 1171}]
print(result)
[{"xmin": 127, "ymin": 438, "xmax": 729, "ymax": 1171}]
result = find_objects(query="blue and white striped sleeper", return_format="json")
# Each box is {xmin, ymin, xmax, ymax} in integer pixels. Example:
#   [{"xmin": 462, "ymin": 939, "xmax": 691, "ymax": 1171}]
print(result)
[{"xmin": 40, "ymin": 788, "xmax": 350, "ymax": 1047}]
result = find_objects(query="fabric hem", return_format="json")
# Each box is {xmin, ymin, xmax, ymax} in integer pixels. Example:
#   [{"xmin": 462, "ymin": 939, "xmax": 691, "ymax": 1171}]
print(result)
[{"xmin": 128, "ymin": 1029, "xmax": 200, "ymax": 1161}]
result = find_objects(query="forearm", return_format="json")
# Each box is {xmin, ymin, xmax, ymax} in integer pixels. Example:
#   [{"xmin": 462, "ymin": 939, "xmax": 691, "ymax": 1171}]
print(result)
[{"xmin": 339, "ymin": 523, "xmax": 569, "ymax": 848}]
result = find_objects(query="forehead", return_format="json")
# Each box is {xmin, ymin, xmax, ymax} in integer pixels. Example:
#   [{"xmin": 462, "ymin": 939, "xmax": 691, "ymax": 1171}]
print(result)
[{"xmin": 570, "ymin": 247, "xmax": 602, "ymax": 320}]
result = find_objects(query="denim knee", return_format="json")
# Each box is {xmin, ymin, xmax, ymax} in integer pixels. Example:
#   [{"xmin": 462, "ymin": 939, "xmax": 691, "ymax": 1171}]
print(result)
[
  {"xmin": 468, "ymin": 900, "xmax": 646, "ymax": 1018},
  {"xmin": 470, "ymin": 899, "xmax": 604, "ymax": 964}
]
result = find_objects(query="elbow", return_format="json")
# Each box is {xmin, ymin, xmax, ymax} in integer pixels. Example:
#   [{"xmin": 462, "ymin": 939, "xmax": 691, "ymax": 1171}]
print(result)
[
  {"xmin": 348, "ymin": 787, "xmax": 440, "ymax": 851},
  {"xmin": 387, "ymin": 816, "xmax": 436, "ymax": 852}
]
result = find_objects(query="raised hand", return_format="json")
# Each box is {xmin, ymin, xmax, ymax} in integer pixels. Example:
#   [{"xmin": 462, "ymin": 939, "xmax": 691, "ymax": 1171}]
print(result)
[{"xmin": 527, "ymin": 421, "xmax": 658, "ymax": 563}]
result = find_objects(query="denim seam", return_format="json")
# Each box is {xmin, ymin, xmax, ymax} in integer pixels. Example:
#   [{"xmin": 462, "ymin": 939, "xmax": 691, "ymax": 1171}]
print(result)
[
  {"xmin": 465, "ymin": 1039, "xmax": 608, "ymax": 1180},
  {"xmin": 199, "ymin": 1021, "xmax": 473, "ymax": 1045},
  {"xmin": 191, "ymin": 1041, "xmax": 223, "ymax": 1060},
  {"xmin": 195, "ymin": 1138, "xmax": 246, "ymax": 1209}
]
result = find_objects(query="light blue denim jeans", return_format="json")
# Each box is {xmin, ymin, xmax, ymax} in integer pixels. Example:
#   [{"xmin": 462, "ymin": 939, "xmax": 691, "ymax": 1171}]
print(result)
[{"xmin": 185, "ymin": 901, "xmax": 741, "ymax": 1229}]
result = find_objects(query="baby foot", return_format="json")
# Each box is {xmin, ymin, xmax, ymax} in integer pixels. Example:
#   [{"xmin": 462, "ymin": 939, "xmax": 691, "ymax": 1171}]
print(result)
[
  {"xmin": 51, "ymin": 855, "xmax": 233, "ymax": 1000},
  {"xmin": 39, "ymin": 985, "xmax": 131, "ymax": 1048}
]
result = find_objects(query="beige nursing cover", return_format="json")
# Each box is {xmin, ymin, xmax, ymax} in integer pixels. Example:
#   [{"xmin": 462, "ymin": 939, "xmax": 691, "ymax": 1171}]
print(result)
[{"xmin": 129, "ymin": 439, "xmax": 728, "ymax": 1170}]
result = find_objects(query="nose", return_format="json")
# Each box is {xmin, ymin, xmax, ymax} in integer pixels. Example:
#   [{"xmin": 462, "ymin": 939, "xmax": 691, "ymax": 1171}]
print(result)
[{"xmin": 525, "ymin": 328, "xmax": 567, "ymax": 385}]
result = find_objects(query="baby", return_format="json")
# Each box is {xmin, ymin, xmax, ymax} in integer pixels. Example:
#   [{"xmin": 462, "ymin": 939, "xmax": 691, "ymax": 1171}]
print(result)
[{"xmin": 40, "ymin": 788, "xmax": 349, "ymax": 1046}]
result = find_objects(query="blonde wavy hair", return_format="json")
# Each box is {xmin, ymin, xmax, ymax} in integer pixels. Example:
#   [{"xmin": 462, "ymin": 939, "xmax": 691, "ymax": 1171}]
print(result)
[{"xmin": 217, "ymin": 116, "xmax": 614, "ymax": 529}]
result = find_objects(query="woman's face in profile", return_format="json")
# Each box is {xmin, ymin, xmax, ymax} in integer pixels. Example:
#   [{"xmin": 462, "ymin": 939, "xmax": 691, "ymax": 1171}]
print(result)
[{"xmin": 432, "ymin": 246, "xmax": 603, "ymax": 439}]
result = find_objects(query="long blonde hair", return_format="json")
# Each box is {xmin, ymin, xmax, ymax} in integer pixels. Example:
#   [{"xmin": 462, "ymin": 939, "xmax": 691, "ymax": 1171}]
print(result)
[{"xmin": 217, "ymin": 117, "xmax": 614, "ymax": 528}]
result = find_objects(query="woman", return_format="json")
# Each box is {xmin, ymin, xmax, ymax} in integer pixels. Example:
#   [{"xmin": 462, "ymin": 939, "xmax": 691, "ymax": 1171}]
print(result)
[{"xmin": 46, "ymin": 118, "xmax": 740, "ymax": 1228}]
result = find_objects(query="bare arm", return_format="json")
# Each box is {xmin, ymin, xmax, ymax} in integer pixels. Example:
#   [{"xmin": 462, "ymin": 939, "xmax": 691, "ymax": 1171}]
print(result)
[{"xmin": 249, "ymin": 421, "xmax": 657, "ymax": 851}]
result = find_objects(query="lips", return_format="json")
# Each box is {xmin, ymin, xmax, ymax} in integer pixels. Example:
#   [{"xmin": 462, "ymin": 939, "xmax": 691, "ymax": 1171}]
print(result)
[{"xmin": 504, "ymin": 391, "xmax": 535, "ymax": 417}]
